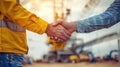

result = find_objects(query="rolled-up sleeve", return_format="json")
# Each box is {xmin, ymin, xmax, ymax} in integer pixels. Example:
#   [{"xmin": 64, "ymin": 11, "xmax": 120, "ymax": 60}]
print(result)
[
  {"xmin": 77, "ymin": 0, "xmax": 120, "ymax": 33},
  {"xmin": 0, "ymin": 0, "xmax": 48, "ymax": 34}
]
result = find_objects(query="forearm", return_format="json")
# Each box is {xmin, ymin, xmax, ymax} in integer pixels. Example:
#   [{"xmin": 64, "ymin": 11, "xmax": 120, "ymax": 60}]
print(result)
[
  {"xmin": 76, "ymin": 12, "xmax": 120, "ymax": 33},
  {"xmin": 0, "ymin": 0, "xmax": 48, "ymax": 34},
  {"xmin": 76, "ymin": 0, "xmax": 120, "ymax": 33}
]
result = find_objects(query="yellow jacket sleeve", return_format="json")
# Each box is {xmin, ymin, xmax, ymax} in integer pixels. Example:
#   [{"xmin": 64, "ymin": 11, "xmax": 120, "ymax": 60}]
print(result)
[{"xmin": 0, "ymin": 0, "xmax": 48, "ymax": 34}]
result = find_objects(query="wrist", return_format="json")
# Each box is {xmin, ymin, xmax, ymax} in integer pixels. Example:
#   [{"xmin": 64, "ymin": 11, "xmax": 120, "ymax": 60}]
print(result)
[
  {"xmin": 70, "ymin": 22, "xmax": 77, "ymax": 32},
  {"xmin": 45, "ymin": 24, "xmax": 50, "ymax": 33}
]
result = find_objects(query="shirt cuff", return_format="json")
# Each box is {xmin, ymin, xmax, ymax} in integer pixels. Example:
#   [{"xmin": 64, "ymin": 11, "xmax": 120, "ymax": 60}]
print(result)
[{"xmin": 76, "ymin": 20, "xmax": 87, "ymax": 33}]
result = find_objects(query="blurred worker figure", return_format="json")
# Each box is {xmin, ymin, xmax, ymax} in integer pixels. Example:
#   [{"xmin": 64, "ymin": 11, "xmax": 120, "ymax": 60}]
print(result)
[{"xmin": 0, "ymin": 0, "xmax": 71, "ymax": 67}]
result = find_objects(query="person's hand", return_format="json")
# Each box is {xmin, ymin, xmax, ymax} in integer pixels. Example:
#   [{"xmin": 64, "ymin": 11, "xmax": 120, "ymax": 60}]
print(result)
[
  {"xmin": 52, "ymin": 20, "xmax": 77, "ymax": 33},
  {"xmin": 46, "ymin": 23, "xmax": 71, "ymax": 42}
]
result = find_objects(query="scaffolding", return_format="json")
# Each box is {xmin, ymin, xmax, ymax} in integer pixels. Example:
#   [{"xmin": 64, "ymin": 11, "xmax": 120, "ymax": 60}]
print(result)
[{"xmin": 53, "ymin": 0, "xmax": 64, "ymax": 21}]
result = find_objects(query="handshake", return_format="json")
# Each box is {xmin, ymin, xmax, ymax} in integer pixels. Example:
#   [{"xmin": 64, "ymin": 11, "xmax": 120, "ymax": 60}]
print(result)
[{"xmin": 46, "ymin": 21, "xmax": 77, "ymax": 42}]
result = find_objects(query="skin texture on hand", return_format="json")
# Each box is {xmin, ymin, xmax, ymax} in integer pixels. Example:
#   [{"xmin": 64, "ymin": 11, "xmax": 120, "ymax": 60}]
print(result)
[
  {"xmin": 45, "ymin": 24, "xmax": 71, "ymax": 42},
  {"xmin": 52, "ymin": 21, "xmax": 77, "ymax": 33}
]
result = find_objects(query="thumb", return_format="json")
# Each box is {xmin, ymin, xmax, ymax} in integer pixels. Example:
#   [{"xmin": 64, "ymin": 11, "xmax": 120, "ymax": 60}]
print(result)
[{"xmin": 52, "ymin": 21, "xmax": 63, "ymax": 26}]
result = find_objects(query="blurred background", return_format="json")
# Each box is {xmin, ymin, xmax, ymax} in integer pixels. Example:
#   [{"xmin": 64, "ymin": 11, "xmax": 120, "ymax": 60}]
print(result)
[{"xmin": 19, "ymin": 0, "xmax": 120, "ymax": 67}]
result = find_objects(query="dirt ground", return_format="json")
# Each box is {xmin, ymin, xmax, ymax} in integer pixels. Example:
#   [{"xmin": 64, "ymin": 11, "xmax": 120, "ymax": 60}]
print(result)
[{"xmin": 24, "ymin": 61, "xmax": 119, "ymax": 67}]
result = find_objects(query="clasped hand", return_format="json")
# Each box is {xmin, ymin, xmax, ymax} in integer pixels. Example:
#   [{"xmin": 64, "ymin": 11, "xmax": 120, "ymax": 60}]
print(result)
[{"xmin": 46, "ymin": 21, "xmax": 76, "ymax": 42}]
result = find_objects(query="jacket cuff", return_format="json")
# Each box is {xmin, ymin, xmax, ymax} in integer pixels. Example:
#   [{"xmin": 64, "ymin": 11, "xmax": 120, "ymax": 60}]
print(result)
[
  {"xmin": 76, "ymin": 20, "xmax": 86, "ymax": 33},
  {"xmin": 38, "ymin": 19, "xmax": 48, "ymax": 34}
]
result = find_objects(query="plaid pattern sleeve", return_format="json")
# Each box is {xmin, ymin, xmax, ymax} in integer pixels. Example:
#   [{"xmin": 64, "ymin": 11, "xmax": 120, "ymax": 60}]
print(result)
[{"xmin": 76, "ymin": 0, "xmax": 120, "ymax": 33}]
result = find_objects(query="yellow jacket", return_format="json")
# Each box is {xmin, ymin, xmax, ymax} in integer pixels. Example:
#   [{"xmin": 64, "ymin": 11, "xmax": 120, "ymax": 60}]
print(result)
[{"xmin": 0, "ymin": 0, "xmax": 48, "ymax": 54}]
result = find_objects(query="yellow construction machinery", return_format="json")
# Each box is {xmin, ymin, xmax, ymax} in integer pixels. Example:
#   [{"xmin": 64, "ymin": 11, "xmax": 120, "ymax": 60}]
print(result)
[
  {"xmin": 43, "ymin": 0, "xmax": 120, "ymax": 63},
  {"xmin": 43, "ymin": 0, "xmax": 91, "ymax": 63},
  {"xmin": 43, "ymin": 31, "xmax": 119, "ymax": 63}
]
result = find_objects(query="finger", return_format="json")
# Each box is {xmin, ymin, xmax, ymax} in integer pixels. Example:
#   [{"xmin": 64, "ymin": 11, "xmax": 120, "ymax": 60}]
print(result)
[
  {"xmin": 60, "ymin": 22, "xmax": 68, "ymax": 28},
  {"xmin": 54, "ymin": 38, "xmax": 63, "ymax": 42},
  {"xmin": 61, "ymin": 30, "xmax": 70, "ymax": 40},
  {"xmin": 57, "ymin": 32, "xmax": 70, "ymax": 42},
  {"xmin": 51, "ymin": 25, "xmax": 70, "ymax": 42},
  {"xmin": 59, "ymin": 25, "xmax": 71, "ymax": 37},
  {"xmin": 52, "ymin": 36, "xmax": 64, "ymax": 42},
  {"xmin": 50, "ymin": 36, "xmax": 54, "ymax": 39},
  {"xmin": 55, "ymin": 26, "xmax": 70, "ymax": 41},
  {"xmin": 56, "ymin": 38, "xmax": 65, "ymax": 42},
  {"xmin": 60, "ymin": 26, "xmax": 71, "ymax": 40},
  {"xmin": 63, "ymin": 28, "xmax": 71, "ymax": 36},
  {"xmin": 53, "ymin": 32, "xmax": 68, "ymax": 42}
]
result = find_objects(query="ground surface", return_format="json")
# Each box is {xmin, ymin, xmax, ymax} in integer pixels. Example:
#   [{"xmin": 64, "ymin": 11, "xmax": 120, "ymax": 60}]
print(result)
[{"xmin": 24, "ymin": 61, "xmax": 119, "ymax": 67}]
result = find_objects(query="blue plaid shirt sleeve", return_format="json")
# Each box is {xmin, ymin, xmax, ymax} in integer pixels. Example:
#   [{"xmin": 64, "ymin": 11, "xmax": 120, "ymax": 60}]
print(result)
[{"xmin": 76, "ymin": 0, "xmax": 120, "ymax": 33}]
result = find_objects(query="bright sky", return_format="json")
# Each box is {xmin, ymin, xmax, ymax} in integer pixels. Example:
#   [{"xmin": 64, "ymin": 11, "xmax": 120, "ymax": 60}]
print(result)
[{"xmin": 20, "ymin": 0, "xmax": 120, "ymax": 60}]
